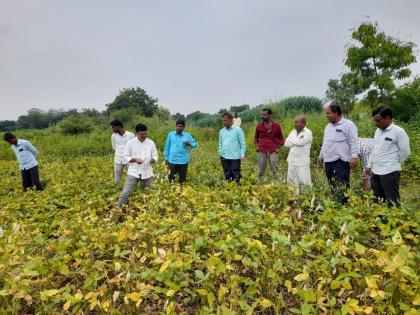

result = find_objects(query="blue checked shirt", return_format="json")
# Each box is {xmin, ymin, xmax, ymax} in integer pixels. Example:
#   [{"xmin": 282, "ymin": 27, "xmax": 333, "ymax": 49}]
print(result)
[
  {"xmin": 11, "ymin": 139, "xmax": 39, "ymax": 170},
  {"xmin": 164, "ymin": 131, "xmax": 197, "ymax": 164},
  {"xmin": 358, "ymin": 138, "xmax": 373, "ymax": 171}
]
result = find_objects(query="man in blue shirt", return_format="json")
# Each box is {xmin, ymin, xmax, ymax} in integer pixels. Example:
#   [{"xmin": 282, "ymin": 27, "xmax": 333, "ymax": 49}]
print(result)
[
  {"xmin": 4, "ymin": 132, "xmax": 43, "ymax": 191},
  {"xmin": 164, "ymin": 119, "xmax": 197, "ymax": 183},
  {"xmin": 219, "ymin": 112, "xmax": 246, "ymax": 184}
]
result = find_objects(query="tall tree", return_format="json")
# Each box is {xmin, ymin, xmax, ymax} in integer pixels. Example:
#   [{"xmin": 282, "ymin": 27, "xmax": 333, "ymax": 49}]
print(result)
[
  {"xmin": 344, "ymin": 22, "xmax": 416, "ymax": 106},
  {"xmin": 325, "ymin": 74, "xmax": 361, "ymax": 114},
  {"xmin": 106, "ymin": 87, "xmax": 158, "ymax": 117}
]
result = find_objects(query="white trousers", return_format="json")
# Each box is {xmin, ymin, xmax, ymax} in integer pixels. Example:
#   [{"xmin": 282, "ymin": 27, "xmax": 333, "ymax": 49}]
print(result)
[{"xmin": 287, "ymin": 164, "xmax": 312, "ymax": 195}]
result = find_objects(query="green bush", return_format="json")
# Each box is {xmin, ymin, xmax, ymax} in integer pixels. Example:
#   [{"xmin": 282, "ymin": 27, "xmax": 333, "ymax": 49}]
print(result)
[{"xmin": 58, "ymin": 115, "xmax": 95, "ymax": 135}]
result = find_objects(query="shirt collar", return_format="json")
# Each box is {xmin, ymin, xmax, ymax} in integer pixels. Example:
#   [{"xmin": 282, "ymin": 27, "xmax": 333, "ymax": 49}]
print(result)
[
  {"xmin": 384, "ymin": 123, "xmax": 394, "ymax": 131},
  {"xmin": 333, "ymin": 118, "xmax": 343, "ymax": 126}
]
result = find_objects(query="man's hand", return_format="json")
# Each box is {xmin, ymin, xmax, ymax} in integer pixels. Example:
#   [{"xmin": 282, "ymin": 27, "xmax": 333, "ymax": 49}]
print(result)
[
  {"xmin": 364, "ymin": 167, "xmax": 372, "ymax": 177},
  {"xmin": 165, "ymin": 160, "xmax": 169, "ymax": 167},
  {"xmin": 317, "ymin": 158, "xmax": 324, "ymax": 167},
  {"xmin": 183, "ymin": 140, "xmax": 191, "ymax": 147},
  {"xmin": 241, "ymin": 157, "xmax": 245, "ymax": 162},
  {"xmin": 349, "ymin": 157, "xmax": 358, "ymax": 170},
  {"xmin": 150, "ymin": 158, "xmax": 157, "ymax": 165},
  {"xmin": 255, "ymin": 144, "xmax": 259, "ymax": 153}
]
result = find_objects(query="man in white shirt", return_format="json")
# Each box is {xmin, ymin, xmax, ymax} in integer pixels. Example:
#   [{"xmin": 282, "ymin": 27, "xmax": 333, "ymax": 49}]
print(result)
[
  {"xmin": 317, "ymin": 103, "xmax": 359, "ymax": 204},
  {"xmin": 116, "ymin": 123, "xmax": 158, "ymax": 208},
  {"xmin": 284, "ymin": 115, "xmax": 313, "ymax": 195},
  {"xmin": 365, "ymin": 107, "xmax": 410, "ymax": 207},
  {"xmin": 110, "ymin": 119, "xmax": 135, "ymax": 182}
]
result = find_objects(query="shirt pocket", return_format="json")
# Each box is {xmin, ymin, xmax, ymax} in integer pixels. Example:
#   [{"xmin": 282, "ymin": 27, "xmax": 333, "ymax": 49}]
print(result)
[
  {"xmin": 380, "ymin": 137, "xmax": 394, "ymax": 151},
  {"xmin": 333, "ymin": 129, "xmax": 347, "ymax": 142}
]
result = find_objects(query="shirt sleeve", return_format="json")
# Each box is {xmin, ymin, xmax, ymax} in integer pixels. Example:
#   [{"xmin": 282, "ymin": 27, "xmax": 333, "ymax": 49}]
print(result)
[
  {"xmin": 124, "ymin": 142, "xmax": 132, "ymax": 162},
  {"xmin": 278, "ymin": 124, "xmax": 285, "ymax": 146},
  {"xmin": 288, "ymin": 130, "xmax": 312, "ymax": 146},
  {"xmin": 111, "ymin": 134, "xmax": 116, "ymax": 151},
  {"xmin": 319, "ymin": 126, "xmax": 327, "ymax": 160},
  {"xmin": 254, "ymin": 126, "xmax": 259, "ymax": 145},
  {"xmin": 151, "ymin": 143, "xmax": 158, "ymax": 162},
  {"xmin": 347, "ymin": 122, "xmax": 359, "ymax": 159},
  {"xmin": 188, "ymin": 133, "xmax": 198, "ymax": 149},
  {"xmin": 239, "ymin": 128, "xmax": 246, "ymax": 158},
  {"xmin": 25, "ymin": 141, "xmax": 38, "ymax": 157},
  {"xmin": 397, "ymin": 128, "xmax": 410, "ymax": 164},
  {"xmin": 164, "ymin": 134, "xmax": 171, "ymax": 161},
  {"xmin": 284, "ymin": 132, "xmax": 292, "ymax": 148},
  {"xmin": 218, "ymin": 130, "xmax": 222, "ymax": 156}
]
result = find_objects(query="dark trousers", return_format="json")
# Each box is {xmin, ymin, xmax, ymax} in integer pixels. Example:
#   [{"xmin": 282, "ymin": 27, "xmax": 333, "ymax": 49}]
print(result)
[
  {"xmin": 21, "ymin": 166, "xmax": 43, "ymax": 191},
  {"xmin": 168, "ymin": 163, "xmax": 188, "ymax": 184},
  {"xmin": 220, "ymin": 157, "xmax": 241, "ymax": 184},
  {"xmin": 325, "ymin": 159, "xmax": 350, "ymax": 203},
  {"xmin": 371, "ymin": 171, "xmax": 401, "ymax": 207}
]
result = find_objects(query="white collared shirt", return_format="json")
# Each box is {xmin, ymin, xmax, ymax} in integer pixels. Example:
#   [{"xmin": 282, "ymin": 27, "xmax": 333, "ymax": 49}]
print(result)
[
  {"xmin": 124, "ymin": 137, "xmax": 158, "ymax": 179},
  {"xmin": 368, "ymin": 123, "xmax": 410, "ymax": 175},
  {"xmin": 319, "ymin": 117, "xmax": 359, "ymax": 163},
  {"xmin": 284, "ymin": 127, "xmax": 313, "ymax": 166},
  {"xmin": 111, "ymin": 131, "xmax": 135, "ymax": 164}
]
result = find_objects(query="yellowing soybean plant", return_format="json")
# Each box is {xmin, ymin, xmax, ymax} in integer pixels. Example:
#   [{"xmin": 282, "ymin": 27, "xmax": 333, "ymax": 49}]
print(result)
[{"xmin": 0, "ymin": 116, "xmax": 419, "ymax": 314}]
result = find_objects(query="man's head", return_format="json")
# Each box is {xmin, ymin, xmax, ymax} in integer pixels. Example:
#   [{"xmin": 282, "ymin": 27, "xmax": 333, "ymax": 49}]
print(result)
[
  {"xmin": 325, "ymin": 102, "xmax": 342, "ymax": 123},
  {"xmin": 261, "ymin": 108, "xmax": 272, "ymax": 122},
  {"xmin": 110, "ymin": 119, "xmax": 123, "ymax": 133},
  {"xmin": 135, "ymin": 123, "xmax": 148, "ymax": 141},
  {"xmin": 372, "ymin": 106, "xmax": 393, "ymax": 130},
  {"xmin": 3, "ymin": 132, "xmax": 17, "ymax": 145},
  {"xmin": 294, "ymin": 115, "xmax": 306, "ymax": 132},
  {"xmin": 222, "ymin": 112, "xmax": 233, "ymax": 128},
  {"xmin": 175, "ymin": 119, "xmax": 185, "ymax": 133}
]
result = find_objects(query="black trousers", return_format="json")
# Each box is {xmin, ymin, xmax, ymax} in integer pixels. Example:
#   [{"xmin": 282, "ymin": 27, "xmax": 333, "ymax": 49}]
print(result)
[
  {"xmin": 220, "ymin": 157, "xmax": 241, "ymax": 184},
  {"xmin": 325, "ymin": 159, "xmax": 350, "ymax": 203},
  {"xmin": 21, "ymin": 165, "xmax": 43, "ymax": 191},
  {"xmin": 371, "ymin": 171, "xmax": 401, "ymax": 207},
  {"xmin": 168, "ymin": 163, "xmax": 188, "ymax": 184}
]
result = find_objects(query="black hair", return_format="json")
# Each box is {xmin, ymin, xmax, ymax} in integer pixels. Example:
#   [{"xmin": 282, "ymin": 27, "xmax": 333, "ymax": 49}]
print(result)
[
  {"xmin": 328, "ymin": 102, "xmax": 342, "ymax": 116},
  {"xmin": 262, "ymin": 108, "xmax": 272, "ymax": 115},
  {"xmin": 372, "ymin": 106, "xmax": 393, "ymax": 119},
  {"xmin": 222, "ymin": 112, "xmax": 233, "ymax": 119},
  {"xmin": 3, "ymin": 132, "xmax": 16, "ymax": 141},
  {"xmin": 110, "ymin": 119, "xmax": 123, "ymax": 128},
  {"xmin": 135, "ymin": 123, "xmax": 148, "ymax": 132},
  {"xmin": 176, "ymin": 119, "xmax": 186, "ymax": 126}
]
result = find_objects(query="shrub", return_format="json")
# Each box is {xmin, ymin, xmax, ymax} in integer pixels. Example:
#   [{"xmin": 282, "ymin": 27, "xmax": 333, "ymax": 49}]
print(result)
[{"xmin": 58, "ymin": 115, "xmax": 95, "ymax": 135}]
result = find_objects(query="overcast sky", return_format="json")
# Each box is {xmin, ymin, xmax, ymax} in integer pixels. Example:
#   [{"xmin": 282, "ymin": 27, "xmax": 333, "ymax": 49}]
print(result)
[{"xmin": 1, "ymin": 0, "xmax": 419, "ymax": 120}]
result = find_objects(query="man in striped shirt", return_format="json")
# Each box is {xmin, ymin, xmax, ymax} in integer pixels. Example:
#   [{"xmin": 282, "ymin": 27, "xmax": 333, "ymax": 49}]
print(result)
[{"xmin": 358, "ymin": 138, "xmax": 373, "ymax": 191}]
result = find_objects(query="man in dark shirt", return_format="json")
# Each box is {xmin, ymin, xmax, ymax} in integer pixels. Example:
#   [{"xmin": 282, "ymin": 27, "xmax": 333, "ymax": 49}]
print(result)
[{"xmin": 254, "ymin": 108, "xmax": 284, "ymax": 183}]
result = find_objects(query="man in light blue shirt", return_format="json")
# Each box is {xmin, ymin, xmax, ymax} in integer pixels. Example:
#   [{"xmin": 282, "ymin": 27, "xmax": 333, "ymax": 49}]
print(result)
[
  {"xmin": 164, "ymin": 119, "xmax": 197, "ymax": 183},
  {"xmin": 317, "ymin": 103, "xmax": 359, "ymax": 203},
  {"xmin": 4, "ymin": 132, "xmax": 43, "ymax": 191},
  {"xmin": 219, "ymin": 112, "xmax": 246, "ymax": 184},
  {"xmin": 365, "ymin": 106, "xmax": 410, "ymax": 207}
]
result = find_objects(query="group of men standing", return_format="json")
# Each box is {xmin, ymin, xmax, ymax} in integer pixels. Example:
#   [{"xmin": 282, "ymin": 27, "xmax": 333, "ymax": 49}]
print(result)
[
  {"xmin": 109, "ymin": 104, "xmax": 410, "ymax": 208},
  {"xmin": 3, "ymin": 103, "xmax": 410, "ymax": 209}
]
